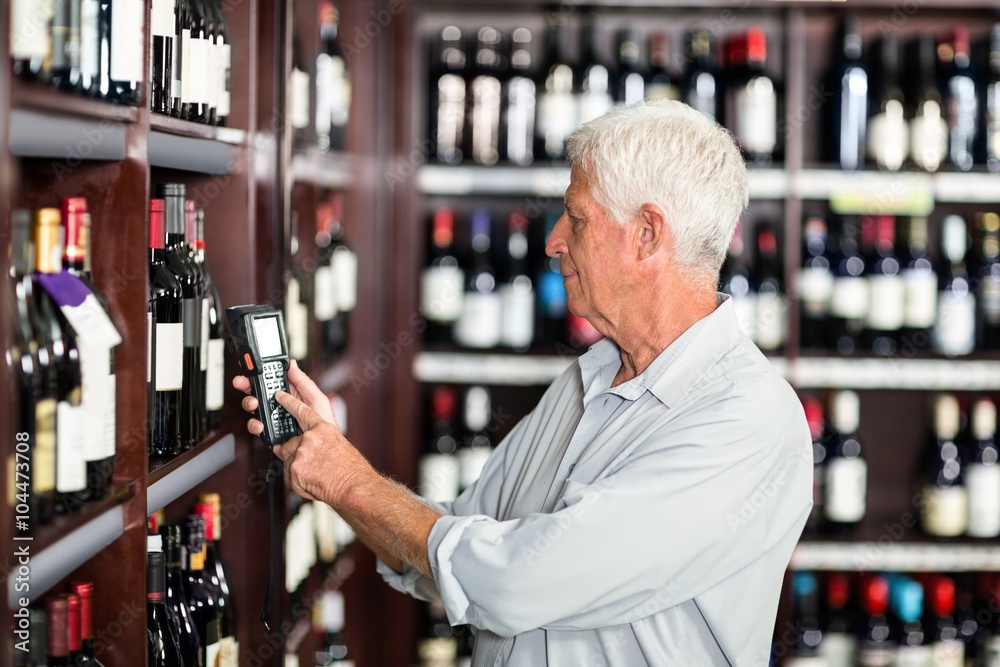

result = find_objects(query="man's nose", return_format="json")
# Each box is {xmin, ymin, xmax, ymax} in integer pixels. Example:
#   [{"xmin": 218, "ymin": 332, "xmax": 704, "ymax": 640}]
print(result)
[{"xmin": 545, "ymin": 212, "xmax": 570, "ymax": 258}]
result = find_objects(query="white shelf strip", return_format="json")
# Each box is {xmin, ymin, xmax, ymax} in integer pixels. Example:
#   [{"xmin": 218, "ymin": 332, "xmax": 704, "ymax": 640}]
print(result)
[
  {"xmin": 792, "ymin": 542, "xmax": 1000, "ymax": 572},
  {"xmin": 292, "ymin": 152, "xmax": 354, "ymax": 189},
  {"xmin": 147, "ymin": 434, "xmax": 236, "ymax": 515}
]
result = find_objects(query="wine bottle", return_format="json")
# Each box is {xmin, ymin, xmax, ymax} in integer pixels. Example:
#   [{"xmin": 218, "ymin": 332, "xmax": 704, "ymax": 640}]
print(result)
[
  {"xmin": 109, "ymin": 0, "xmax": 145, "ymax": 105},
  {"xmin": 418, "ymin": 385, "xmax": 461, "ymax": 504},
  {"xmin": 720, "ymin": 221, "xmax": 757, "ymax": 341},
  {"xmin": 214, "ymin": 0, "xmax": 231, "ymax": 126},
  {"xmin": 190, "ymin": 209, "xmax": 224, "ymax": 429},
  {"xmin": 67, "ymin": 592, "xmax": 82, "ymax": 664},
  {"xmin": 614, "ymin": 28, "xmax": 643, "ymax": 106},
  {"xmin": 900, "ymin": 216, "xmax": 937, "ymax": 352},
  {"xmin": 149, "ymin": 199, "xmax": 184, "ymax": 457},
  {"xmin": 723, "ymin": 28, "xmax": 777, "ymax": 166},
  {"xmin": 429, "ymin": 25, "xmax": 466, "ymax": 164},
  {"xmin": 418, "ymin": 601, "xmax": 458, "ymax": 667},
  {"xmin": 646, "ymin": 32, "xmax": 679, "ymax": 102},
  {"xmin": 185, "ymin": 202, "xmax": 209, "ymax": 436},
  {"xmin": 984, "ymin": 24, "xmax": 1000, "ymax": 173},
  {"xmin": 458, "ymin": 386, "xmax": 492, "ymax": 492},
  {"xmin": 829, "ymin": 217, "xmax": 868, "ymax": 355},
  {"xmin": 921, "ymin": 394, "xmax": 968, "ymax": 538},
  {"xmin": 9, "ymin": 0, "xmax": 53, "ymax": 81},
  {"xmin": 184, "ymin": 0, "xmax": 209, "ymax": 122},
  {"xmin": 786, "ymin": 572, "xmax": 824, "ymax": 666},
  {"xmin": 864, "ymin": 215, "xmax": 905, "ymax": 357},
  {"xmin": 77, "ymin": 0, "xmax": 101, "ymax": 95},
  {"xmin": 48, "ymin": 595, "xmax": 71, "ymax": 667},
  {"xmin": 183, "ymin": 514, "xmax": 222, "ymax": 666},
  {"xmin": 196, "ymin": 494, "xmax": 237, "ymax": 666},
  {"xmin": 828, "ymin": 17, "xmax": 868, "ymax": 170},
  {"xmin": 150, "ymin": 0, "xmax": 175, "ymax": 114},
  {"xmin": 148, "ymin": 548, "xmax": 185, "ymax": 667},
  {"xmin": 160, "ymin": 524, "xmax": 203, "ymax": 667},
  {"xmin": 502, "ymin": 27, "xmax": 535, "ymax": 166},
  {"xmin": 798, "ymin": 216, "xmax": 834, "ymax": 349},
  {"xmin": 536, "ymin": 13, "xmax": 576, "ymax": 161},
  {"xmin": 159, "ymin": 184, "xmax": 205, "ymax": 449},
  {"xmin": 857, "ymin": 576, "xmax": 893, "ymax": 667},
  {"xmin": 9, "ymin": 209, "xmax": 57, "ymax": 526},
  {"xmin": 500, "ymin": 210, "xmax": 534, "ymax": 351},
  {"xmin": 314, "ymin": 199, "xmax": 345, "ymax": 360},
  {"xmin": 964, "ymin": 398, "xmax": 1000, "ymax": 538},
  {"xmin": 420, "ymin": 207, "xmax": 464, "ymax": 344},
  {"xmin": 927, "ymin": 576, "xmax": 965, "ymax": 667},
  {"xmin": 823, "ymin": 390, "xmax": 867, "ymax": 533},
  {"xmin": 96, "ymin": 0, "xmax": 112, "ymax": 99},
  {"xmin": 51, "ymin": 0, "xmax": 83, "ymax": 91},
  {"xmin": 33, "ymin": 209, "xmax": 88, "ymax": 516},
  {"xmin": 893, "ymin": 579, "xmax": 931, "ymax": 664},
  {"xmin": 941, "ymin": 27, "xmax": 978, "ymax": 172},
  {"xmin": 932, "ymin": 215, "xmax": 976, "ymax": 357},
  {"xmin": 454, "ymin": 209, "xmax": 502, "ymax": 349},
  {"xmin": 866, "ymin": 35, "xmax": 908, "ymax": 172},
  {"xmin": 978, "ymin": 213, "xmax": 1000, "ymax": 350},
  {"xmin": 683, "ymin": 29, "xmax": 718, "ymax": 120},
  {"xmin": 290, "ymin": 29, "xmax": 311, "ymax": 147},
  {"xmin": 202, "ymin": 0, "xmax": 219, "ymax": 126},
  {"xmin": 285, "ymin": 210, "xmax": 312, "ymax": 364},
  {"xmin": 753, "ymin": 223, "xmax": 785, "ymax": 352},
  {"xmin": 69, "ymin": 581, "xmax": 108, "ymax": 666},
  {"xmin": 819, "ymin": 573, "xmax": 855, "ymax": 667},
  {"xmin": 171, "ymin": 0, "xmax": 186, "ymax": 116},
  {"xmin": 906, "ymin": 35, "xmax": 948, "ymax": 172},
  {"xmin": 576, "ymin": 15, "xmax": 613, "ymax": 126},
  {"xmin": 316, "ymin": 1, "xmax": 350, "ymax": 151},
  {"xmin": 537, "ymin": 210, "xmax": 567, "ymax": 348},
  {"xmin": 314, "ymin": 591, "xmax": 351, "ymax": 666},
  {"xmin": 61, "ymin": 197, "xmax": 117, "ymax": 500},
  {"xmin": 467, "ymin": 26, "xmax": 503, "ymax": 166},
  {"xmin": 801, "ymin": 396, "xmax": 825, "ymax": 537},
  {"xmin": 329, "ymin": 195, "xmax": 358, "ymax": 359}
]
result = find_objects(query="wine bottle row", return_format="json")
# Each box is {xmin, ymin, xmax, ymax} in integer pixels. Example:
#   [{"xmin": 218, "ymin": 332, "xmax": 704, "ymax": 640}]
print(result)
[
  {"xmin": 14, "ymin": 580, "xmax": 105, "ymax": 666},
  {"xmin": 420, "ymin": 206, "xmax": 601, "ymax": 352},
  {"xmin": 418, "ymin": 600, "xmax": 473, "ymax": 667},
  {"xmin": 9, "ymin": 0, "xmax": 145, "ymax": 105},
  {"xmin": 147, "ymin": 493, "xmax": 237, "ymax": 667},
  {"xmin": 285, "ymin": 191, "xmax": 359, "ymax": 367},
  {"xmin": 783, "ymin": 570, "xmax": 1000, "ymax": 667},
  {"xmin": 290, "ymin": 0, "xmax": 352, "ymax": 153},
  {"xmin": 149, "ymin": 0, "xmax": 233, "ymax": 126},
  {"xmin": 285, "ymin": 498, "xmax": 356, "ymax": 594},
  {"xmin": 428, "ymin": 17, "xmax": 781, "ymax": 166},
  {"xmin": 147, "ymin": 183, "xmax": 226, "ymax": 460},
  {"xmin": 7, "ymin": 201, "xmax": 120, "ymax": 530},
  {"xmin": 802, "ymin": 390, "xmax": 1000, "ymax": 541},
  {"xmin": 796, "ymin": 211, "xmax": 1000, "ymax": 358}
]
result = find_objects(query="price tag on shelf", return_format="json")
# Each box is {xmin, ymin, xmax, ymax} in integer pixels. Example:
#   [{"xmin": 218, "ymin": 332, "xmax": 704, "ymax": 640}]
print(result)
[{"xmin": 828, "ymin": 172, "xmax": 934, "ymax": 216}]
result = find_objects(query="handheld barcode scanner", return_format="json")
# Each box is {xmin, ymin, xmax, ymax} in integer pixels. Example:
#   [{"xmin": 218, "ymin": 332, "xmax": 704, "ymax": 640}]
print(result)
[{"xmin": 225, "ymin": 305, "xmax": 299, "ymax": 446}]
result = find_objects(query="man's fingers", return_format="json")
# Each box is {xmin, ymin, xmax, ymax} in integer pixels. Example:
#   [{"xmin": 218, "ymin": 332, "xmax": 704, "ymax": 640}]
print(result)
[
  {"xmin": 232, "ymin": 375, "xmax": 251, "ymax": 394},
  {"xmin": 247, "ymin": 417, "xmax": 263, "ymax": 436},
  {"xmin": 241, "ymin": 395, "xmax": 258, "ymax": 413},
  {"xmin": 275, "ymin": 390, "xmax": 325, "ymax": 431},
  {"xmin": 288, "ymin": 360, "xmax": 327, "ymax": 407}
]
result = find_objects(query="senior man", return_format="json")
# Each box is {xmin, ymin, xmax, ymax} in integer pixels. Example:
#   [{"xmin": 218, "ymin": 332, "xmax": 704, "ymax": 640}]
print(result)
[{"xmin": 236, "ymin": 99, "xmax": 812, "ymax": 666}]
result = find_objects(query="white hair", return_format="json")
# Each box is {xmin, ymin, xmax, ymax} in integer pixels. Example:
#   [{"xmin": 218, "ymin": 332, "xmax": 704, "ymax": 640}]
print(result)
[{"xmin": 566, "ymin": 99, "xmax": 749, "ymax": 281}]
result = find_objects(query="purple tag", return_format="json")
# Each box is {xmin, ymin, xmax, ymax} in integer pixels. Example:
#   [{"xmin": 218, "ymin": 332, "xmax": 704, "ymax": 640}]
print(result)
[{"xmin": 37, "ymin": 271, "xmax": 91, "ymax": 307}]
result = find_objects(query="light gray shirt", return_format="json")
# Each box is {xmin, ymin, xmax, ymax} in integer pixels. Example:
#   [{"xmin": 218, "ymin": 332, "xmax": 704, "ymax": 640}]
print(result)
[{"xmin": 380, "ymin": 295, "xmax": 812, "ymax": 666}]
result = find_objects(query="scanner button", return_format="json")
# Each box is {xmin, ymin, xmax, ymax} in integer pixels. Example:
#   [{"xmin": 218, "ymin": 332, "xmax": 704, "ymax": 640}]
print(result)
[{"xmin": 243, "ymin": 352, "xmax": 255, "ymax": 371}]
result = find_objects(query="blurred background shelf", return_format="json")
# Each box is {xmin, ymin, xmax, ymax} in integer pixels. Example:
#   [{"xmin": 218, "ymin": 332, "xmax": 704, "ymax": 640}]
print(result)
[{"xmin": 792, "ymin": 542, "xmax": 1000, "ymax": 572}]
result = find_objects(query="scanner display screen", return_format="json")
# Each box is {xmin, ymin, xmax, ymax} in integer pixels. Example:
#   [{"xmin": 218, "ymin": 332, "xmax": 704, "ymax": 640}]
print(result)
[{"xmin": 253, "ymin": 316, "xmax": 284, "ymax": 358}]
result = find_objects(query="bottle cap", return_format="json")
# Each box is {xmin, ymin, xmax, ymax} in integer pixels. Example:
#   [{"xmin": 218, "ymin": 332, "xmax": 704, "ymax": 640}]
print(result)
[
  {"xmin": 973, "ymin": 398, "xmax": 997, "ymax": 441},
  {"xmin": 60, "ymin": 197, "xmax": 88, "ymax": 265},
  {"xmin": 147, "ymin": 533, "xmax": 163, "ymax": 553},
  {"xmin": 432, "ymin": 386, "xmax": 457, "ymax": 422},
  {"xmin": 33, "ymin": 208, "xmax": 64, "ymax": 274},
  {"xmin": 46, "ymin": 596, "xmax": 69, "ymax": 657},
  {"xmin": 801, "ymin": 397, "xmax": 824, "ymax": 441},
  {"xmin": 66, "ymin": 594, "xmax": 81, "ymax": 653},
  {"xmin": 69, "ymin": 582, "xmax": 94, "ymax": 641},
  {"xmin": 934, "ymin": 394, "xmax": 960, "ymax": 440},
  {"xmin": 931, "ymin": 576, "xmax": 956, "ymax": 617},
  {"xmin": 150, "ymin": 200, "xmax": 167, "ymax": 250},
  {"xmin": 827, "ymin": 573, "xmax": 850, "ymax": 610},
  {"xmin": 746, "ymin": 27, "xmax": 767, "ymax": 64},
  {"xmin": 863, "ymin": 576, "xmax": 889, "ymax": 614},
  {"xmin": 464, "ymin": 386, "xmax": 490, "ymax": 432}
]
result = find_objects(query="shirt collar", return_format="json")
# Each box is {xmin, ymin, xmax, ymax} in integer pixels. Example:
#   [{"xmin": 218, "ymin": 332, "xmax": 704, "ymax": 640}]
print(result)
[{"xmin": 576, "ymin": 294, "xmax": 743, "ymax": 408}]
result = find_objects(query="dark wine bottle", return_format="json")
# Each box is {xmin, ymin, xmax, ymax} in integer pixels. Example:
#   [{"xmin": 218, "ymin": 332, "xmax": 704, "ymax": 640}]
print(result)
[
  {"xmin": 51, "ymin": 0, "xmax": 83, "ymax": 91},
  {"xmin": 160, "ymin": 524, "xmax": 203, "ymax": 667},
  {"xmin": 184, "ymin": 201, "xmax": 208, "ymax": 436},
  {"xmin": 418, "ymin": 386, "xmax": 461, "ymax": 504},
  {"xmin": 9, "ymin": 210, "xmax": 57, "ymax": 527},
  {"xmin": 109, "ymin": 0, "xmax": 145, "ymax": 105},
  {"xmin": 828, "ymin": 17, "xmax": 868, "ymax": 170},
  {"xmin": 202, "ymin": 0, "xmax": 219, "ymax": 126},
  {"xmin": 977, "ymin": 212, "xmax": 1000, "ymax": 350},
  {"xmin": 941, "ymin": 27, "xmax": 978, "ymax": 172},
  {"xmin": 148, "ymin": 549, "xmax": 185, "ymax": 667},
  {"xmin": 576, "ymin": 15, "xmax": 613, "ymax": 127},
  {"xmin": 500, "ymin": 210, "xmax": 534, "ymax": 351},
  {"xmin": 719, "ymin": 221, "xmax": 757, "ymax": 341},
  {"xmin": 536, "ymin": 13, "xmax": 576, "ymax": 161},
  {"xmin": 820, "ymin": 573, "xmax": 856, "ymax": 666},
  {"xmin": 149, "ymin": 199, "xmax": 184, "ymax": 457},
  {"xmin": 79, "ymin": 0, "xmax": 101, "ymax": 95},
  {"xmin": 502, "ymin": 27, "xmax": 535, "ymax": 166},
  {"xmin": 723, "ymin": 28, "xmax": 777, "ymax": 166},
  {"xmin": 964, "ymin": 397, "xmax": 1000, "ymax": 538},
  {"xmin": 905, "ymin": 35, "xmax": 948, "ymax": 172},
  {"xmin": 190, "ymin": 209, "xmax": 224, "ymax": 429},
  {"xmin": 798, "ymin": 216, "xmax": 834, "ymax": 349},
  {"xmin": 926, "ymin": 576, "xmax": 965, "ymax": 666},
  {"xmin": 857, "ymin": 576, "xmax": 893, "ymax": 667},
  {"xmin": 196, "ymin": 494, "xmax": 237, "ymax": 664},
  {"xmin": 150, "ymin": 0, "xmax": 175, "ymax": 114},
  {"xmin": 429, "ymin": 25, "xmax": 467, "ymax": 164},
  {"xmin": 932, "ymin": 215, "xmax": 975, "ymax": 357},
  {"xmin": 458, "ymin": 385, "xmax": 492, "ymax": 492},
  {"xmin": 184, "ymin": 0, "xmax": 209, "ymax": 122},
  {"xmin": 646, "ymin": 32, "xmax": 679, "ymax": 102},
  {"xmin": 614, "ymin": 28, "xmax": 644, "ymax": 106},
  {"xmin": 209, "ymin": 0, "xmax": 231, "ymax": 126},
  {"xmin": 753, "ymin": 224, "xmax": 785, "ymax": 352},
  {"xmin": 893, "ymin": 580, "xmax": 931, "ymax": 664},
  {"xmin": 683, "ymin": 29, "xmax": 718, "ymax": 120},
  {"xmin": 867, "ymin": 35, "xmax": 908, "ymax": 171},
  {"xmin": 864, "ymin": 215, "xmax": 904, "ymax": 357},
  {"xmin": 183, "ymin": 514, "xmax": 222, "ymax": 666},
  {"xmin": 454, "ymin": 209, "xmax": 502, "ymax": 349},
  {"xmin": 69, "ymin": 581, "xmax": 108, "ymax": 666},
  {"xmin": 829, "ymin": 217, "xmax": 867, "ymax": 355},
  {"xmin": 900, "ymin": 216, "xmax": 937, "ymax": 352},
  {"xmin": 47, "ymin": 595, "xmax": 71, "ymax": 667},
  {"xmin": 823, "ymin": 390, "xmax": 867, "ymax": 533},
  {"xmin": 786, "ymin": 572, "xmax": 823, "ymax": 663},
  {"xmin": 467, "ymin": 26, "xmax": 503, "ymax": 166},
  {"xmin": 171, "ymin": 0, "xmax": 187, "ymax": 116},
  {"xmin": 537, "ymin": 210, "xmax": 567, "ymax": 348},
  {"xmin": 801, "ymin": 397, "xmax": 825, "ymax": 537},
  {"xmin": 420, "ymin": 207, "xmax": 464, "ymax": 345},
  {"xmin": 921, "ymin": 394, "xmax": 968, "ymax": 538},
  {"xmin": 984, "ymin": 24, "xmax": 1000, "ymax": 173},
  {"xmin": 67, "ymin": 593, "xmax": 82, "ymax": 664},
  {"xmin": 316, "ymin": 0, "xmax": 350, "ymax": 150},
  {"xmin": 96, "ymin": 0, "xmax": 112, "ymax": 99}
]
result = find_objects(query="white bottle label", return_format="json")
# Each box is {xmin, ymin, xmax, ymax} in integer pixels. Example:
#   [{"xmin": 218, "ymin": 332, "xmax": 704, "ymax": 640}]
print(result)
[
  {"xmin": 797, "ymin": 266, "xmax": 834, "ymax": 316},
  {"xmin": 419, "ymin": 453, "xmax": 460, "ymax": 504},
  {"xmin": 921, "ymin": 485, "xmax": 968, "ymax": 537},
  {"xmin": 831, "ymin": 276, "xmax": 869, "ymax": 319},
  {"xmin": 904, "ymin": 269, "xmax": 938, "ymax": 328},
  {"xmin": 147, "ymin": 312, "xmax": 153, "ymax": 383},
  {"xmin": 56, "ymin": 401, "xmax": 87, "ymax": 493},
  {"xmin": 333, "ymin": 247, "xmax": 358, "ymax": 312},
  {"xmin": 895, "ymin": 645, "xmax": 932, "ymax": 667},
  {"xmin": 501, "ymin": 279, "xmax": 535, "ymax": 349},
  {"xmin": 78, "ymin": 342, "xmax": 108, "ymax": 462},
  {"xmin": 154, "ymin": 322, "xmax": 184, "ymax": 391},
  {"xmin": 910, "ymin": 100, "xmax": 948, "ymax": 172},
  {"xmin": 180, "ymin": 28, "xmax": 192, "ymax": 102},
  {"xmin": 207, "ymin": 31, "xmax": 219, "ymax": 112},
  {"xmin": 819, "ymin": 632, "xmax": 856, "ymax": 667},
  {"xmin": 35, "ymin": 399, "xmax": 57, "ymax": 494},
  {"xmin": 866, "ymin": 274, "xmax": 906, "ymax": 331},
  {"xmin": 824, "ymin": 458, "xmax": 867, "ymax": 523},
  {"xmin": 867, "ymin": 100, "xmax": 908, "ymax": 171},
  {"xmin": 109, "ymin": 0, "xmax": 145, "ymax": 83},
  {"xmin": 731, "ymin": 293, "xmax": 758, "ymax": 340},
  {"xmin": 784, "ymin": 659, "xmax": 827, "ymax": 667},
  {"xmin": 857, "ymin": 647, "xmax": 893, "ymax": 667},
  {"xmin": 217, "ymin": 637, "xmax": 236, "ymax": 667},
  {"xmin": 931, "ymin": 638, "xmax": 965, "ymax": 667},
  {"xmin": 420, "ymin": 266, "xmax": 464, "ymax": 322},
  {"xmin": 965, "ymin": 463, "xmax": 1000, "ymax": 538},
  {"xmin": 981, "ymin": 278, "xmax": 1000, "ymax": 325},
  {"xmin": 755, "ymin": 291, "xmax": 786, "ymax": 351},
  {"xmin": 290, "ymin": 68, "xmax": 310, "ymax": 130},
  {"xmin": 217, "ymin": 41, "xmax": 231, "ymax": 118},
  {"xmin": 435, "ymin": 73, "xmax": 465, "ymax": 161},
  {"xmin": 206, "ymin": 339, "xmax": 225, "ymax": 411},
  {"xmin": 458, "ymin": 446, "xmax": 492, "ymax": 489},
  {"xmin": 285, "ymin": 278, "xmax": 308, "ymax": 360},
  {"xmin": 313, "ymin": 265, "xmax": 338, "ymax": 322},
  {"xmin": 454, "ymin": 293, "xmax": 503, "ymax": 349},
  {"xmin": 733, "ymin": 76, "xmax": 777, "ymax": 155},
  {"xmin": 200, "ymin": 299, "xmax": 209, "ymax": 371},
  {"xmin": 10, "ymin": 0, "xmax": 54, "ymax": 60},
  {"xmin": 933, "ymin": 292, "xmax": 976, "ymax": 356},
  {"xmin": 103, "ymin": 371, "xmax": 116, "ymax": 459},
  {"xmin": 205, "ymin": 640, "xmax": 222, "ymax": 667},
  {"xmin": 79, "ymin": 0, "xmax": 101, "ymax": 80},
  {"xmin": 188, "ymin": 34, "xmax": 210, "ymax": 104}
]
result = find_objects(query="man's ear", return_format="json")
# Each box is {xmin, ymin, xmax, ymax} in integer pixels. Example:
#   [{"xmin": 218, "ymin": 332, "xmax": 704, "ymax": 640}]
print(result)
[{"xmin": 636, "ymin": 204, "xmax": 669, "ymax": 261}]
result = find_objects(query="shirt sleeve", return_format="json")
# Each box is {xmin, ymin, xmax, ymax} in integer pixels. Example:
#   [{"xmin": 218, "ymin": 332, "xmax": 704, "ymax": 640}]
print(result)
[{"xmin": 427, "ymin": 401, "xmax": 812, "ymax": 638}]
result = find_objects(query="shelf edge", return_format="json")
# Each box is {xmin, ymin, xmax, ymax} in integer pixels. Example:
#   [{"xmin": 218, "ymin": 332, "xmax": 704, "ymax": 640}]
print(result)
[
  {"xmin": 792, "ymin": 541, "xmax": 1000, "ymax": 572},
  {"xmin": 148, "ymin": 130, "xmax": 239, "ymax": 174},
  {"xmin": 147, "ymin": 434, "xmax": 236, "ymax": 515}
]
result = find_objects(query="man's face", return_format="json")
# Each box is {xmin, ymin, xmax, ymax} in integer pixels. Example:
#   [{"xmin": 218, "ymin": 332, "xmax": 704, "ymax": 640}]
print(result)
[{"xmin": 544, "ymin": 166, "xmax": 633, "ymax": 326}]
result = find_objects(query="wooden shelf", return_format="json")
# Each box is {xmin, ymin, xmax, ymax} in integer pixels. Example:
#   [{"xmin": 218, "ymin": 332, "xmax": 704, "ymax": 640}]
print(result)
[
  {"xmin": 796, "ymin": 168, "xmax": 1000, "ymax": 207},
  {"xmin": 148, "ymin": 116, "xmax": 246, "ymax": 174},
  {"xmin": 292, "ymin": 149, "xmax": 354, "ymax": 189},
  {"xmin": 5, "ymin": 481, "xmax": 133, "ymax": 607},
  {"xmin": 11, "ymin": 78, "xmax": 138, "ymax": 122},
  {"xmin": 149, "ymin": 113, "xmax": 246, "ymax": 144},
  {"xmin": 792, "ymin": 541, "xmax": 1000, "ymax": 572},
  {"xmin": 423, "ymin": 0, "xmax": 1000, "ymax": 7},
  {"xmin": 147, "ymin": 433, "xmax": 236, "ymax": 515},
  {"xmin": 8, "ymin": 108, "xmax": 128, "ymax": 161}
]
